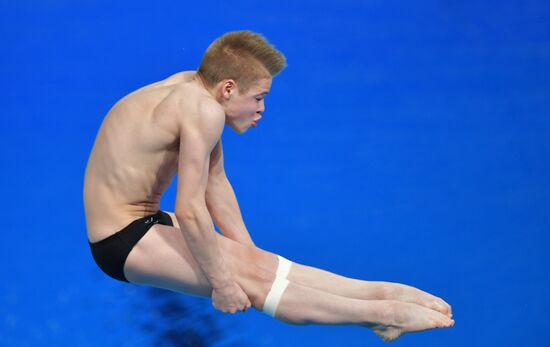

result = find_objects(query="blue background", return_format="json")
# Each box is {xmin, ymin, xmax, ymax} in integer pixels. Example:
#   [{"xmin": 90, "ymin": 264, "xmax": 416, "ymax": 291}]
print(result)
[{"xmin": 1, "ymin": 0, "xmax": 549, "ymax": 346}]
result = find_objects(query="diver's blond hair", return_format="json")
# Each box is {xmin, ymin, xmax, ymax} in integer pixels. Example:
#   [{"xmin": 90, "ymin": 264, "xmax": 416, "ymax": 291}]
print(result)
[{"xmin": 197, "ymin": 30, "xmax": 287, "ymax": 92}]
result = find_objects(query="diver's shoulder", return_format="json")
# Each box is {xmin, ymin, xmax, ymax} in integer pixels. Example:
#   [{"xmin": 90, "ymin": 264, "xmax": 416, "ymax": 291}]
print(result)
[
  {"xmin": 172, "ymin": 83, "xmax": 222, "ymax": 114},
  {"xmin": 169, "ymin": 85, "xmax": 223, "ymax": 129}
]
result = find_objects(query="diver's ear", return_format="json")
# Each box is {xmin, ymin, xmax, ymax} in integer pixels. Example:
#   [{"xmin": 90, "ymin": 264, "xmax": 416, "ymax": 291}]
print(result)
[{"xmin": 221, "ymin": 79, "xmax": 236, "ymax": 100}]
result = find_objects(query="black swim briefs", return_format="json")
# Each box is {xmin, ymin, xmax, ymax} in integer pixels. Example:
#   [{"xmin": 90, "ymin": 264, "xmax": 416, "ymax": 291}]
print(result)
[{"xmin": 88, "ymin": 210, "xmax": 174, "ymax": 282}]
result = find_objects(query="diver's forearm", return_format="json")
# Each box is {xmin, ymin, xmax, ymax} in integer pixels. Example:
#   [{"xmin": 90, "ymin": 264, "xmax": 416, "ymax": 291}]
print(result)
[
  {"xmin": 176, "ymin": 207, "xmax": 233, "ymax": 289},
  {"xmin": 206, "ymin": 177, "xmax": 255, "ymax": 247}
]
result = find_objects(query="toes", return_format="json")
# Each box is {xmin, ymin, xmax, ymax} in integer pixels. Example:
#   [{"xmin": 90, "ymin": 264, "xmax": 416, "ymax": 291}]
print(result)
[
  {"xmin": 437, "ymin": 320, "xmax": 450, "ymax": 328},
  {"xmin": 431, "ymin": 310, "xmax": 454, "ymax": 328},
  {"xmin": 434, "ymin": 298, "xmax": 452, "ymax": 315},
  {"xmin": 428, "ymin": 300, "xmax": 449, "ymax": 317},
  {"xmin": 442, "ymin": 318, "xmax": 454, "ymax": 328},
  {"xmin": 433, "ymin": 301, "xmax": 446, "ymax": 311},
  {"xmin": 438, "ymin": 298, "xmax": 452, "ymax": 313}
]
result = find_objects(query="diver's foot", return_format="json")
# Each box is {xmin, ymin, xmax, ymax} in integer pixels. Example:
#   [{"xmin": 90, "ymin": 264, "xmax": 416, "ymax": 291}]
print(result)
[
  {"xmin": 365, "ymin": 301, "xmax": 454, "ymax": 342},
  {"xmin": 379, "ymin": 282, "xmax": 453, "ymax": 318}
]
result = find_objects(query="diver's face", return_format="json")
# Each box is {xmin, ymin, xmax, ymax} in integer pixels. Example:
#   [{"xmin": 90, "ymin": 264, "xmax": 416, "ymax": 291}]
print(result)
[{"xmin": 224, "ymin": 78, "xmax": 271, "ymax": 134}]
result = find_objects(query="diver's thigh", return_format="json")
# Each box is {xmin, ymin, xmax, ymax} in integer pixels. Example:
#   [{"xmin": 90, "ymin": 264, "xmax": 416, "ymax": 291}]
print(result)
[
  {"xmin": 165, "ymin": 210, "xmax": 277, "ymax": 270},
  {"xmin": 130, "ymin": 211, "xmax": 277, "ymax": 299},
  {"xmin": 124, "ymin": 222, "xmax": 212, "ymax": 297}
]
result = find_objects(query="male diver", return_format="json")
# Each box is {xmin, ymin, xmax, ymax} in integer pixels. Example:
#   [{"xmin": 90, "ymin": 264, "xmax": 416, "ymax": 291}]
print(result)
[{"xmin": 84, "ymin": 30, "xmax": 454, "ymax": 342}]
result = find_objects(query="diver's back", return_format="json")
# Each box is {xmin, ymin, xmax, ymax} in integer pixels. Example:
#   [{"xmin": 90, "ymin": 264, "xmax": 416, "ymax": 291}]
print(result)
[{"xmin": 84, "ymin": 72, "xmax": 197, "ymax": 242}]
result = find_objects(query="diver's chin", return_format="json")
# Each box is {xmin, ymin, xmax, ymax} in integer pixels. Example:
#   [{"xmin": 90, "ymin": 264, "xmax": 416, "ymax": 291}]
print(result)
[{"xmin": 228, "ymin": 123, "xmax": 247, "ymax": 135}]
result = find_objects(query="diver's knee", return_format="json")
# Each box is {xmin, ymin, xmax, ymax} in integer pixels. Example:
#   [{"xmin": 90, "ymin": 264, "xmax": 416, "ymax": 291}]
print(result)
[
  {"xmin": 240, "ymin": 263, "xmax": 275, "ymax": 310},
  {"xmin": 249, "ymin": 255, "xmax": 293, "ymax": 316}
]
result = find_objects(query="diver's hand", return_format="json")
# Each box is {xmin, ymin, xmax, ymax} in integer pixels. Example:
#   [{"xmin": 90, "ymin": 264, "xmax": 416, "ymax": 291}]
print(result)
[{"xmin": 211, "ymin": 281, "xmax": 252, "ymax": 314}]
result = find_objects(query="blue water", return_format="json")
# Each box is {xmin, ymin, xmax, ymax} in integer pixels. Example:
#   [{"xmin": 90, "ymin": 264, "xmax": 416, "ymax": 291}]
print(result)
[{"xmin": 1, "ymin": 1, "xmax": 549, "ymax": 346}]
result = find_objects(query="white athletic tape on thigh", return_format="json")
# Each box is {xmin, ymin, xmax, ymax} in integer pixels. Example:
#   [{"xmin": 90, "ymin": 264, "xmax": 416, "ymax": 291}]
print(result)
[
  {"xmin": 276, "ymin": 255, "xmax": 292, "ymax": 279},
  {"xmin": 262, "ymin": 276, "xmax": 290, "ymax": 317}
]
